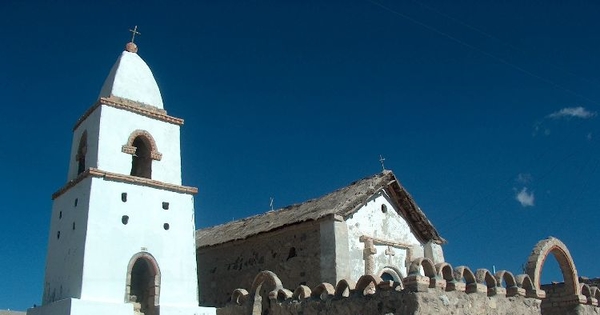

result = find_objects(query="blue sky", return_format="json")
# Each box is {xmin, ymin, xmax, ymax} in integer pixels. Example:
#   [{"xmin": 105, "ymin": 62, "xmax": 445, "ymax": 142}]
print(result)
[{"xmin": 1, "ymin": 0, "xmax": 599, "ymax": 311}]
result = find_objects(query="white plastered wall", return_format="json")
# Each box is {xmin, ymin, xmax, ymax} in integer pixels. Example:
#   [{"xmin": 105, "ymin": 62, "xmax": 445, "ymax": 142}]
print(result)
[
  {"xmin": 79, "ymin": 178, "xmax": 199, "ymax": 306},
  {"xmin": 67, "ymin": 104, "xmax": 183, "ymax": 186},
  {"xmin": 345, "ymin": 190, "xmax": 423, "ymax": 280},
  {"xmin": 96, "ymin": 105, "xmax": 182, "ymax": 185},
  {"xmin": 43, "ymin": 178, "xmax": 92, "ymax": 304},
  {"xmin": 67, "ymin": 108, "xmax": 101, "ymax": 182}
]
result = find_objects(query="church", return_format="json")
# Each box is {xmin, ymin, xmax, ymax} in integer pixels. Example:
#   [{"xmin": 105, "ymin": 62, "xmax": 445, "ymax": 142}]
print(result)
[
  {"xmin": 25, "ymin": 34, "xmax": 447, "ymax": 314},
  {"xmin": 195, "ymin": 170, "xmax": 446, "ymax": 306},
  {"xmin": 21, "ymin": 29, "xmax": 600, "ymax": 315}
]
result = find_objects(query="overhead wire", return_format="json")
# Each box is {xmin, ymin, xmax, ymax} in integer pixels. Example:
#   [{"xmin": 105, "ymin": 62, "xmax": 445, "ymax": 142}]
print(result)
[
  {"xmin": 364, "ymin": 0, "xmax": 600, "ymax": 106},
  {"xmin": 407, "ymin": 0, "xmax": 600, "ymax": 89},
  {"xmin": 363, "ymin": 0, "xmax": 600, "ymax": 231}
]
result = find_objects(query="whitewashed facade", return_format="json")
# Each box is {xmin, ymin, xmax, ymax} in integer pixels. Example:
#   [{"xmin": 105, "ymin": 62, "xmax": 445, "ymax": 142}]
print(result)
[
  {"xmin": 28, "ymin": 44, "xmax": 215, "ymax": 315},
  {"xmin": 346, "ymin": 192, "xmax": 445, "ymax": 282}
]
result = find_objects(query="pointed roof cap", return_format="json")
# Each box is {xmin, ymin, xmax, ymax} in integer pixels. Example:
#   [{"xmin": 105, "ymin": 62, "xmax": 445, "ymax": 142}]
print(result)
[{"xmin": 98, "ymin": 42, "xmax": 164, "ymax": 109}]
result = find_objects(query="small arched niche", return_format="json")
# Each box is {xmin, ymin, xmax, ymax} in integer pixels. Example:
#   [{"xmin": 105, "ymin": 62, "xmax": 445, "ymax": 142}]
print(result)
[
  {"xmin": 76, "ymin": 131, "xmax": 88, "ymax": 175},
  {"xmin": 122, "ymin": 130, "xmax": 162, "ymax": 179}
]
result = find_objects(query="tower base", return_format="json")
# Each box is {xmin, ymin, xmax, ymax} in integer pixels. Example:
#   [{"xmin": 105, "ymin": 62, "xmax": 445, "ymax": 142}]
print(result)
[{"xmin": 27, "ymin": 298, "xmax": 216, "ymax": 315}]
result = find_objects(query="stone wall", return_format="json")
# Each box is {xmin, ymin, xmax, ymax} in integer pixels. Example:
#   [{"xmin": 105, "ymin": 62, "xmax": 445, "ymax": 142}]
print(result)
[
  {"xmin": 215, "ymin": 237, "xmax": 600, "ymax": 315},
  {"xmin": 218, "ymin": 289, "xmax": 543, "ymax": 315},
  {"xmin": 197, "ymin": 221, "xmax": 323, "ymax": 307},
  {"xmin": 217, "ymin": 269, "xmax": 544, "ymax": 315}
]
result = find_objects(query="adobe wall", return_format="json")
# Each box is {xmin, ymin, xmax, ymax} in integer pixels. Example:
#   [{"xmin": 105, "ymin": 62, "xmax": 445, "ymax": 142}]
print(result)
[{"xmin": 197, "ymin": 221, "xmax": 323, "ymax": 307}]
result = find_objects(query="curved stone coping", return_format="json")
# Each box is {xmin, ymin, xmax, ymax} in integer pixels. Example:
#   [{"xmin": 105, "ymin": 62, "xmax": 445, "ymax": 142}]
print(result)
[{"xmin": 228, "ymin": 237, "xmax": 595, "ymax": 309}]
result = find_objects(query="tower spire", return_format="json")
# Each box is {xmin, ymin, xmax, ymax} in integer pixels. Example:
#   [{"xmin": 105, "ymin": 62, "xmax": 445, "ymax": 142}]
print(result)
[{"xmin": 125, "ymin": 25, "xmax": 141, "ymax": 53}]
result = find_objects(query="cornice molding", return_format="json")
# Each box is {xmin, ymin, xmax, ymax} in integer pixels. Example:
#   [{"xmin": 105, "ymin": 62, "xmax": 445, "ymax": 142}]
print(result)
[
  {"xmin": 73, "ymin": 96, "xmax": 184, "ymax": 131},
  {"xmin": 52, "ymin": 168, "xmax": 198, "ymax": 199}
]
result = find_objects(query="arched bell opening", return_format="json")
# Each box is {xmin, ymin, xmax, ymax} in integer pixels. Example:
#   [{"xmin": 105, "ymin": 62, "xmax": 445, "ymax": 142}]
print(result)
[
  {"xmin": 76, "ymin": 131, "xmax": 88, "ymax": 175},
  {"xmin": 130, "ymin": 136, "xmax": 152, "ymax": 178},
  {"xmin": 122, "ymin": 130, "xmax": 162, "ymax": 179}
]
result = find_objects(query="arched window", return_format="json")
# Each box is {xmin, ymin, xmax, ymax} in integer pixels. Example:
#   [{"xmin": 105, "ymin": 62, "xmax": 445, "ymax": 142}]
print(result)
[
  {"xmin": 76, "ymin": 131, "xmax": 87, "ymax": 175},
  {"xmin": 130, "ymin": 136, "xmax": 152, "ymax": 179}
]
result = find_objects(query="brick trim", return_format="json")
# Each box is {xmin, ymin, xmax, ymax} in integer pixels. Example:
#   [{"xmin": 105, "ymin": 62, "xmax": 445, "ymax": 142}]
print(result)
[
  {"xmin": 73, "ymin": 96, "xmax": 184, "ymax": 131},
  {"xmin": 121, "ymin": 129, "xmax": 163, "ymax": 161},
  {"xmin": 52, "ymin": 168, "xmax": 197, "ymax": 199}
]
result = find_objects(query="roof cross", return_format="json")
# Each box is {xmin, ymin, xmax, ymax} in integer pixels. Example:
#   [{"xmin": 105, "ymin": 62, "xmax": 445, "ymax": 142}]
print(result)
[
  {"xmin": 129, "ymin": 25, "xmax": 141, "ymax": 43},
  {"xmin": 379, "ymin": 155, "xmax": 386, "ymax": 171}
]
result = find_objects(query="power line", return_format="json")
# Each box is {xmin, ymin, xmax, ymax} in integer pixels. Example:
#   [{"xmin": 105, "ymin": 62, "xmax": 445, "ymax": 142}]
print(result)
[{"xmin": 364, "ymin": 0, "xmax": 600, "ymax": 106}]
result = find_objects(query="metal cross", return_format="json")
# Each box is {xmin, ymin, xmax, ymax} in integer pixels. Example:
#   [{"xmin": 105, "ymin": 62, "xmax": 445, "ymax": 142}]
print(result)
[
  {"xmin": 269, "ymin": 197, "xmax": 274, "ymax": 211},
  {"xmin": 379, "ymin": 155, "xmax": 386, "ymax": 171},
  {"xmin": 129, "ymin": 25, "xmax": 141, "ymax": 43}
]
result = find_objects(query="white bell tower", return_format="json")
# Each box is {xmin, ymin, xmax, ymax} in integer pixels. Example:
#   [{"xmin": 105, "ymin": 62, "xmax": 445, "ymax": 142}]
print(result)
[{"xmin": 28, "ymin": 38, "xmax": 215, "ymax": 315}]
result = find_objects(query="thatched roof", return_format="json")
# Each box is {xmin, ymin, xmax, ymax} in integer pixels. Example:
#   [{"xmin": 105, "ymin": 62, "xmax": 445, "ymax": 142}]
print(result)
[{"xmin": 196, "ymin": 170, "xmax": 445, "ymax": 248}]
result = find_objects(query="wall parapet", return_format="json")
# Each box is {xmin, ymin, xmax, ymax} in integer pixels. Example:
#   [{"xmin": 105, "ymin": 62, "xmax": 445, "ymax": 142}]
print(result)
[{"xmin": 217, "ymin": 237, "xmax": 600, "ymax": 315}]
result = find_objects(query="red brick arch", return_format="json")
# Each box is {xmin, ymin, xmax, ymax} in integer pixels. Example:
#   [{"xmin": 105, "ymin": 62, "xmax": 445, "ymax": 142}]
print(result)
[
  {"xmin": 525, "ymin": 237, "xmax": 580, "ymax": 296},
  {"xmin": 122, "ymin": 129, "xmax": 162, "ymax": 161}
]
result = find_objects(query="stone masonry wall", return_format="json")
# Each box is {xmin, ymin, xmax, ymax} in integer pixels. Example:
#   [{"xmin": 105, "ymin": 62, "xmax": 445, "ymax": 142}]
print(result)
[
  {"xmin": 218, "ymin": 289, "xmax": 543, "ymax": 315},
  {"xmin": 197, "ymin": 221, "xmax": 322, "ymax": 307}
]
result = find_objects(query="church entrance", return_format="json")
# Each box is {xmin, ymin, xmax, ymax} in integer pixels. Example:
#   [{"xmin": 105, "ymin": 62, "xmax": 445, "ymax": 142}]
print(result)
[{"xmin": 126, "ymin": 253, "xmax": 160, "ymax": 315}]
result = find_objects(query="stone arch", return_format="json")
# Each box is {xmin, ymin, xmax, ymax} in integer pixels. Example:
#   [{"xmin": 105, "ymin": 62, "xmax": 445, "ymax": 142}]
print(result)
[
  {"xmin": 476, "ymin": 269, "xmax": 497, "ymax": 288},
  {"xmin": 525, "ymin": 237, "xmax": 580, "ymax": 296},
  {"xmin": 378, "ymin": 266, "xmax": 403, "ymax": 283},
  {"xmin": 455, "ymin": 266, "xmax": 479, "ymax": 293},
  {"xmin": 274, "ymin": 288, "xmax": 292, "ymax": 302},
  {"xmin": 125, "ymin": 252, "xmax": 161, "ymax": 315},
  {"xmin": 311, "ymin": 283, "xmax": 335, "ymax": 301},
  {"xmin": 454, "ymin": 266, "xmax": 476, "ymax": 284},
  {"xmin": 496, "ymin": 270, "xmax": 524, "ymax": 297},
  {"xmin": 592, "ymin": 286, "xmax": 600, "ymax": 304},
  {"xmin": 250, "ymin": 271, "xmax": 284, "ymax": 315},
  {"xmin": 231, "ymin": 289, "xmax": 248, "ymax": 305},
  {"xmin": 355, "ymin": 274, "xmax": 382, "ymax": 296},
  {"xmin": 580, "ymin": 284, "xmax": 593, "ymax": 305},
  {"xmin": 516, "ymin": 274, "xmax": 545, "ymax": 298},
  {"xmin": 76, "ymin": 131, "xmax": 87, "ymax": 175},
  {"xmin": 334, "ymin": 279, "xmax": 356, "ymax": 298},
  {"xmin": 408, "ymin": 257, "xmax": 436, "ymax": 278},
  {"xmin": 495, "ymin": 270, "xmax": 517, "ymax": 289},
  {"xmin": 291, "ymin": 285, "xmax": 311, "ymax": 301},
  {"xmin": 122, "ymin": 130, "xmax": 162, "ymax": 179},
  {"xmin": 476, "ymin": 269, "xmax": 498, "ymax": 296},
  {"xmin": 436, "ymin": 263, "xmax": 455, "ymax": 282}
]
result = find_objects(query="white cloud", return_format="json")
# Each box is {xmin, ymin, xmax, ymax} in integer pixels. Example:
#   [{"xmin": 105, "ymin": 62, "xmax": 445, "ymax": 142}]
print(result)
[
  {"xmin": 548, "ymin": 107, "xmax": 597, "ymax": 119},
  {"xmin": 516, "ymin": 187, "xmax": 535, "ymax": 207}
]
